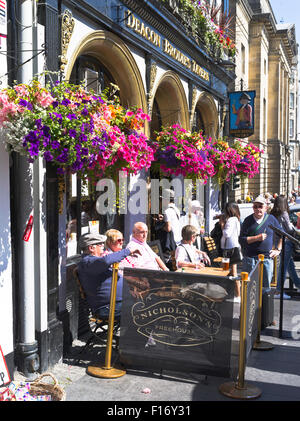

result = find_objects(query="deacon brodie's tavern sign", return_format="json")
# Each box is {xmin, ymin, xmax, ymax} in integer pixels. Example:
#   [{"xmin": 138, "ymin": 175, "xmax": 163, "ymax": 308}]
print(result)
[{"xmin": 125, "ymin": 10, "xmax": 210, "ymax": 83}]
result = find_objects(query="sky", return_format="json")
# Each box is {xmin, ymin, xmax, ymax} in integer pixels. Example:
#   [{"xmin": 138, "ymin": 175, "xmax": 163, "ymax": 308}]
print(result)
[{"xmin": 270, "ymin": 0, "xmax": 300, "ymax": 48}]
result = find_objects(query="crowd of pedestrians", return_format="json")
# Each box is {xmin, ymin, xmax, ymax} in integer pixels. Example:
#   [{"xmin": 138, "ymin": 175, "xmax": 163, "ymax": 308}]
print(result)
[{"xmin": 75, "ymin": 187, "xmax": 300, "ymax": 319}]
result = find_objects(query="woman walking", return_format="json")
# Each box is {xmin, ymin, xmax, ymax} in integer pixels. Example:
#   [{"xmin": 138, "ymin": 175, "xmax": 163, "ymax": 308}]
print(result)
[
  {"xmin": 220, "ymin": 202, "xmax": 242, "ymax": 301},
  {"xmin": 270, "ymin": 195, "xmax": 300, "ymax": 299}
]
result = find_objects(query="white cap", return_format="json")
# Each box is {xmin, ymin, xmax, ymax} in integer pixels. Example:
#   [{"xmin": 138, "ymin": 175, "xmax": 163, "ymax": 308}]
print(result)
[{"xmin": 253, "ymin": 195, "xmax": 267, "ymax": 205}]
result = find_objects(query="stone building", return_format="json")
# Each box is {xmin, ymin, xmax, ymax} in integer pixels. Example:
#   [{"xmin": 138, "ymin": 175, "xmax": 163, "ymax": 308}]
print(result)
[
  {"xmin": 1, "ymin": 0, "xmax": 235, "ymax": 378},
  {"xmin": 228, "ymin": 0, "xmax": 298, "ymax": 200}
]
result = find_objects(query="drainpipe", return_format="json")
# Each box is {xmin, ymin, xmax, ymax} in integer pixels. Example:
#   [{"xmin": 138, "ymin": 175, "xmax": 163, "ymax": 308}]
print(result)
[{"xmin": 16, "ymin": 0, "xmax": 39, "ymax": 379}]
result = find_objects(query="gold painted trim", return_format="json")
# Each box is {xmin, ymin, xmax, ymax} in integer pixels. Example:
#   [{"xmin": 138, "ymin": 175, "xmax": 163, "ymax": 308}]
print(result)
[
  {"xmin": 60, "ymin": 9, "xmax": 75, "ymax": 73},
  {"xmin": 64, "ymin": 30, "xmax": 147, "ymax": 114}
]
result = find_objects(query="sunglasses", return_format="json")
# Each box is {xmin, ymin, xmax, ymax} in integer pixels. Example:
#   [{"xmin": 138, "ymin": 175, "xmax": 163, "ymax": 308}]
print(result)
[
  {"xmin": 253, "ymin": 204, "xmax": 264, "ymax": 209},
  {"xmin": 115, "ymin": 238, "xmax": 124, "ymax": 244}
]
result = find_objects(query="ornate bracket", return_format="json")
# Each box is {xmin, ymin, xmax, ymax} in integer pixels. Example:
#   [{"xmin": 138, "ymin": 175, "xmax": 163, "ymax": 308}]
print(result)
[
  {"xmin": 147, "ymin": 62, "xmax": 157, "ymax": 115},
  {"xmin": 60, "ymin": 10, "xmax": 75, "ymax": 73},
  {"xmin": 189, "ymin": 87, "xmax": 198, "ymax": 127}
]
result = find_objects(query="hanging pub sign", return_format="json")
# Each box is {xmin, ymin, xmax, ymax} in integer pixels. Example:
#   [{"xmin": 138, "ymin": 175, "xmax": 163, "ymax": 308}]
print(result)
[{"xmin": 229, "ymin": 90, "xmax": 256, "ymax": 138}]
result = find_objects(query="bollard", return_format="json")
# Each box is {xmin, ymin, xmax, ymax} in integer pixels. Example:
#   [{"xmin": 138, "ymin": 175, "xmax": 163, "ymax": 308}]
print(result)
[
  {"xmin": 87, "ymin": 263, "xmax": 126, "ymax": 379},
  {"xmin": 219, "ymin": 272, "xmax": 262, "ymax": 399},
  {"xmin": 253, "ymin": 255, "xmax": 274, "ymax": 351}
]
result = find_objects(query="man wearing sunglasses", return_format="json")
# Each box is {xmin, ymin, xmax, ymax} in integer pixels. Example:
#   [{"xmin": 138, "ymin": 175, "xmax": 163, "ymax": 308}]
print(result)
[
  {"xmin": 239, "ymin": 196, "xmax": 282, "ymax": 288},
  {"xmin": 77, "ymin": 233, "xmax": 141, "ymax": 319}
]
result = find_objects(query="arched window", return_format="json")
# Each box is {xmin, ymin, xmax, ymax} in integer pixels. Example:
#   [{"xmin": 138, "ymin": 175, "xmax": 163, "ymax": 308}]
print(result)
[
  {"xmin": 69, "ymin": 55, "xmax": 114, "ymax": 94},
  {"xmin": 192, "ymin": 107, "xmax": 206, "ymax": 135},
  {"xmin": 66, "ymin": 56, "xmax": 123, "ymax": 257}
]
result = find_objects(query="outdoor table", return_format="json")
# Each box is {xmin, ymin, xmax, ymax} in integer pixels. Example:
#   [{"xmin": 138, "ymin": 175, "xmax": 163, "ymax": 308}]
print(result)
[{"xmin": 176, "ymin": 266, "xmax": 231, "ymax": 277}]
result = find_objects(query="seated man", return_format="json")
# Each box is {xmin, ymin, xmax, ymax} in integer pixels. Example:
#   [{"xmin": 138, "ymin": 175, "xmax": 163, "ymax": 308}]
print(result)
[
  {"xmin": 122, "ymin": 222, "xmax": 169, "ymax": 271},
  {"xmin": 77, "ymin": 232, "xmax": 140, "ymax": 319},
  {"xmin": 175, "ymin": 225, "xmax": 211, "ymax": 270}
]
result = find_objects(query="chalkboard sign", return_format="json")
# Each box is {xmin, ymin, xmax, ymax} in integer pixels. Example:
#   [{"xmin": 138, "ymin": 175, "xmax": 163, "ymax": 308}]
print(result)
[{"xmin": 119, "ymin": 268, "xmax": 236, "ymax": 378}]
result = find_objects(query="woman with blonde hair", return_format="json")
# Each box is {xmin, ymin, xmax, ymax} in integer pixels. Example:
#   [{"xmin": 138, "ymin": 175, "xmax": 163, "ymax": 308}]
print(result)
[{"xmin": 105, "ymin": 229, "xmax": 124, "ymax": 253}]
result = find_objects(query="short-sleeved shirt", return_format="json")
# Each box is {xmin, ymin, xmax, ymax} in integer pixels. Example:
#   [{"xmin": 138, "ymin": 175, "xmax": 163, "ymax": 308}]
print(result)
[{"xmin": 163, "ymin": 204, "xmax": 181, "ymax": 244}]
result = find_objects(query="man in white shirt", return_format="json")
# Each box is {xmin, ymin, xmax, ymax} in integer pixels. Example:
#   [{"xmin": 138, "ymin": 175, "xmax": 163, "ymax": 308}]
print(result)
[
  {"xmin": 162, "ymin": 189, "xmax": 182, "ymax": 245},
  {"xmin": 122, "ymin": 222, "xmax": 169, "ymax": 271}
]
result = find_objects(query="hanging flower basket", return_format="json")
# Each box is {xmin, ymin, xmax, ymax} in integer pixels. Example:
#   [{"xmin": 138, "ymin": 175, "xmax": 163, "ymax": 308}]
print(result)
[
  {"xmin": 0, "ymin": 78, "xmax": 154, "ymax": 178},
  {"xmin": 153, "ymin": 124, "xmax": 214, "ymax": 183}
]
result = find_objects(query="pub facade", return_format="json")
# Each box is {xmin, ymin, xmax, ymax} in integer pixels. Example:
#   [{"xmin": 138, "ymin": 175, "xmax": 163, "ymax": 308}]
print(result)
[{"xmin": 1, "ymin": 0, "xmax": 236, "ymax": 378}]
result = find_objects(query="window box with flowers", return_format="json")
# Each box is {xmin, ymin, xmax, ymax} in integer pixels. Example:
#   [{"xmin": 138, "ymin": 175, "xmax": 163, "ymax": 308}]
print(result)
[{"xmin": 160, "ymin": 0, "xmax": 236, "ymax": 60}]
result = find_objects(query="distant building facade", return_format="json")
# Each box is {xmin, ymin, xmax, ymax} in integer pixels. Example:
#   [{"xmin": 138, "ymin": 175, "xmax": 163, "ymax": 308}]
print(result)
[{"xmin": 228, "ymin": 0, "xmax": 299, "ymax": 200}]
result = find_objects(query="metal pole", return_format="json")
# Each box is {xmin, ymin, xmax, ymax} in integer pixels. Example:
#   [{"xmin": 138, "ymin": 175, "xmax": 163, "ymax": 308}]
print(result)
[
  {"xmin": 237, "ymin": 272, "xmax": 249, "ymax": 389},
  {"xmin": 279, "ymin": 237, "xmax": 286, "ymax": 338},
  {"xmin": 104, "ymin": 262, "xmax": 119, "ymax": 369},
  {"xmin": 16, "ymin": 0, "xmax": 39, "ymax": 379},
  {"xmin": 87, "ymin": 263, "xmax": 126, "ymax": 379},
  {"xmin": 253, "ymin": 255, "xmax": 274, "ymax": 350},
  {"xmin": 219, "ymin": 272, "xmax": 261, "ymax": 399}
]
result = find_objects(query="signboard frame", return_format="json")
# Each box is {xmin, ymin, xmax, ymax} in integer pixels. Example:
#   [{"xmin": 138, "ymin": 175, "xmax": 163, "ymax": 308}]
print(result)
[
  {"xmin": 228, "ymin": 90, "xmax": 256, "ymax": 138},
  {"xmin": 119, "ymin": 268, "xmax": 237, "ymax": 378}
]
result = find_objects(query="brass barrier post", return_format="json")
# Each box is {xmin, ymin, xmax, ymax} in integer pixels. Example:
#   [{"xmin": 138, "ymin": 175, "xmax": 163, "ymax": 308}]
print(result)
[
  {"xmin": 271, "ymin": 255, "xmax": 277, "ymax": 288},
  {"xmin": 253, "ymin": 254, "xmax": 274, "ymax": 351},
  {"xmin": 87, "ymin": 263, "xmax": 126, "ymax": 379},
  {"xmin": 219, "ymin": 272, "xmax": 262, "ymax": 399}
]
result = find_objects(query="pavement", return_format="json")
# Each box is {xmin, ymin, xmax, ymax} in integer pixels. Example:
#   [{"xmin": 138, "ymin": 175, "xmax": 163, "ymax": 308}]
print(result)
[{"xmin": 13, "ymin": 277, "xmax": 300, "ymax": 406}]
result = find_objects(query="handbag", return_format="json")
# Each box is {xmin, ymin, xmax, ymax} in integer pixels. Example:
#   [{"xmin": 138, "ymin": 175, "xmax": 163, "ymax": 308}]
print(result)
[
  {"xmin": 223, "ymin": 246, "xmax": 243, "ymax": 264},
  {"xmin": 223, "ymin": 219, "xmax": 243, "ymax": 264}
]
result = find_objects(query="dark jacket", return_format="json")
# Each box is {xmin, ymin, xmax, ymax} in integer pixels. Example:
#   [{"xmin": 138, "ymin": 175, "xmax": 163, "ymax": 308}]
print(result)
[{"xmin": 77, "ymin": 248, "xmax": 131, "ymax": 314}]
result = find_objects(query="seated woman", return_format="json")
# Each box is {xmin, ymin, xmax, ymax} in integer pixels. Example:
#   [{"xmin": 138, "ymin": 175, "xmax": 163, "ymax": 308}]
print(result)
[
  {"xmin": 105, "ymin": 229, "xmax": 125, "ymax": 254},
  {"xmin": 77, "ymin": 232, "xmax": 140, "ymax": 319},
  {"xmin": 175, "ymin": 225, "xmax": 211, "ymax": 270}
]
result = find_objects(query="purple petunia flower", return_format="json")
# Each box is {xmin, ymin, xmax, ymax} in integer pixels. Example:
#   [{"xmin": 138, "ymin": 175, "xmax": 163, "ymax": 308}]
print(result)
[
  {"xmin": 35, "ymin": 119, "xmax": 42, "ymax": 129},
  {"xmin": 61, "ymin": 98, "xmax": 71, "ymax": 106},
  {"xmin": 81, "ymin": 108, "xmax": 89, "ymax": 117},
  {"xmin": 42, "ymin": 125, "xmax": 50, "ymax": 136},
  {"xmin": 52, "ymin": 101, "xmax": 59, "ymax": 108},
  {"xmin": 56, "ymin": 148, "xmax": 69, "ymax": 163},
  {"xmin": 51, "ymin": 140, "xmax": 60, "ymax": 149},
  {"xmin": 79, "ymin": 134, "xmax": 87, "ymax": 143},
  {"xmin": 44, "ymin": 151, "xmax": 53, "ymax": 161},
  {"xmin": 67, "ymin": 113, "xmax": 77, "ymax": 120},
  {"xmin": 19, "ymin": 99, "xmax": 28, "ymax": 107},
  {"xmin": 69, "ymin": 129, "xmax": 77, "ymax": 138}
]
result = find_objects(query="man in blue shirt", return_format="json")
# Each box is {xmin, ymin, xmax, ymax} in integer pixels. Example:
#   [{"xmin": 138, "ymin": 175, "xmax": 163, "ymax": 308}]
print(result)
[
  {"xmin": 77, "ymin": 233, "xmax": 140, "ymax": 319},
  {"xmin": 239, "ymin": 196, "xmax": 282, "ymax": 288}
]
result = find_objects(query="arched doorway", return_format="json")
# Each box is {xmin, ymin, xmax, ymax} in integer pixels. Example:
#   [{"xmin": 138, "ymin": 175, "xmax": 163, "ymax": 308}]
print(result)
[
  {"xmin": 191, "ymin": 91, "xmax": 218, "ymax": 138},
  {"xmin": 64, "ymin": 31, "xmax": 147, "ymax": 246},
  {"xmin": 150, "ymin": 71, "xmax": 189, "ymax": 137},
  {"xmin": 149, "ymin": 71, "xmax": 189, "ymax": 240},
  {"xmin": 65, "ymin": 31, "xmax": 147, "ymax": 111}
]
